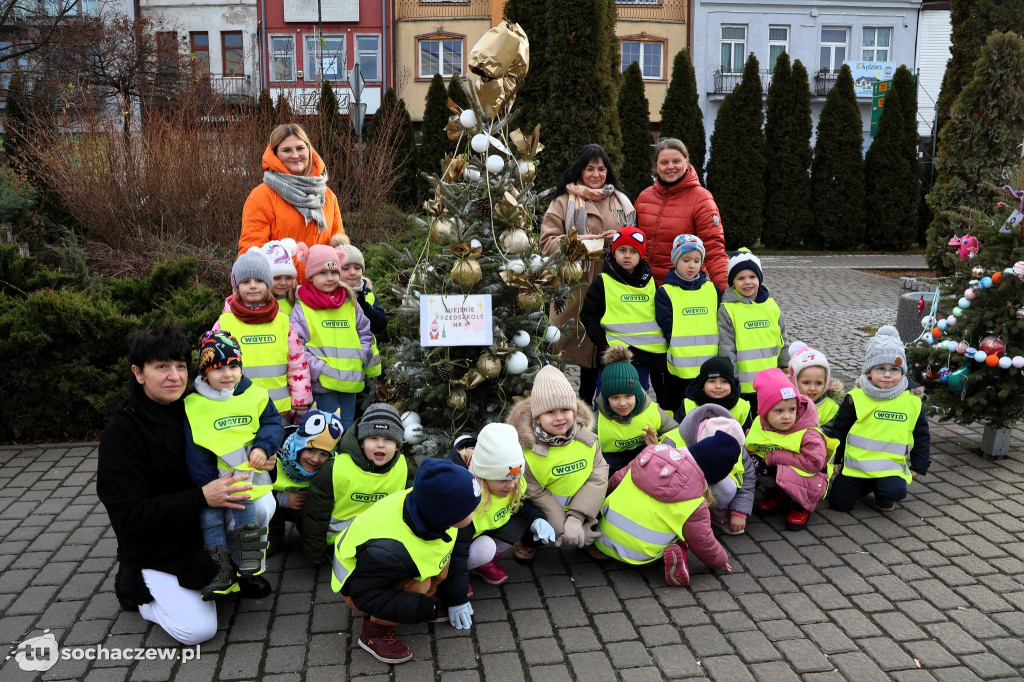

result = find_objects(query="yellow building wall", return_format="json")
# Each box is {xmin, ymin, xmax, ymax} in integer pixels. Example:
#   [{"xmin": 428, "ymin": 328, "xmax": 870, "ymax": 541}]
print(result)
[{"xmin": 617, "ymin": 19, "xmax": 689, "ymax": 125}]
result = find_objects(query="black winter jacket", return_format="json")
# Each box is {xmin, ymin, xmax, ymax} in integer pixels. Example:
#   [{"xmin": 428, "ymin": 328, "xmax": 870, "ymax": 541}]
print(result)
[
  {"xmin": 358, "ymin": 278, "xmax": 388, "ymax": 336},
  {"xmin": 580, "ymin": 254, "xmax": 663, "ymax": 367}
]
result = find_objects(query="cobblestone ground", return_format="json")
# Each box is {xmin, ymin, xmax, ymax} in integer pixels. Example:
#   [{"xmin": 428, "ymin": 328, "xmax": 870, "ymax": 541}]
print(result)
[{"xmin": 5, "ymin": 254, "xmax": 1024, "ymax": 681}]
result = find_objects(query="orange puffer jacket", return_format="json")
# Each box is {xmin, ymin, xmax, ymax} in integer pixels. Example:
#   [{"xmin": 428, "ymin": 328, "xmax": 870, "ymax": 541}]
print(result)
[
  {"xmin": 634, "ymin": 165, "xmax": 727, "ymax": 290},
  {"xmin": 239, "ymin": 146, "xmax": 346, "ymax": 283}
]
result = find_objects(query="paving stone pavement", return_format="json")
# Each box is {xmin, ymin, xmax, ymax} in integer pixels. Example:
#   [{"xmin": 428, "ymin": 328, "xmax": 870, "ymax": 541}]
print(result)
[{"xmin": 5, "ymin": 253, "xmax": 1024, "ymax": 681}]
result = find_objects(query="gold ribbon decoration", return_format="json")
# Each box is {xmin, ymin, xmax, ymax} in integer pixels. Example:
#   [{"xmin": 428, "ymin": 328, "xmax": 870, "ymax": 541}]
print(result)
[
  {"xmin": 447, "ymin": 97, "xmax": 464, "ymax": 116},
  {"xmin": 450, "ymin": 241, "xmax": 483, "ymax": 260},
  {"xmin": 467, "ymin": 22, "xmax": 530, "ymax": 118},
  {"xmin": 562, "ymin": 227, "xmax": 602, "ymax": 262},
  {"xmin": 451, "ymin": 369, "xmax": 486, "ymax": 390},
  {"xmin": 500, "ymin": 266, "xmax": 560, "ymax": 292},
  {"xmin": 446, "ymin": 115, "xmax": 464, "ymax": 141},
  {"xmin": 442, "ymin": 153, "xmax": 468, "ymax": 183},
  {"xmin": 510, "ymin": 125, "xmax": 544, "ymax": 159}
]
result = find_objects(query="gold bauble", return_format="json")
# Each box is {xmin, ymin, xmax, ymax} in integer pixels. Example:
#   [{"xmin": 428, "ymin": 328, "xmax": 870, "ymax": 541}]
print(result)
[
  {"xmin": 476, "ymin": 352, "xmax": 502, "ymax": 379},
  {"xmin": 514, "ymin": 160, "xmax": 536, "ymax": 183},
  {"xmin": 517, "ymin": 290, "xmax": 545, "ymax": 312},
  {"xmin": 430, "ymin": 219, "xmax": 457, "ymax": 245},
  {"xmin": 500, "ymin": 229, "xmax": 531, "ymax": 255},
  {"xmin": 450, "ymin": 259, "xmax": 482, "ymax": 287},
  {"xmin": 447, "ymin": 388, "xmax": 468, "ymax": 411},
  {"xmin": 558, "ymin": 261, "xmax": 584, "ymax": 284}
]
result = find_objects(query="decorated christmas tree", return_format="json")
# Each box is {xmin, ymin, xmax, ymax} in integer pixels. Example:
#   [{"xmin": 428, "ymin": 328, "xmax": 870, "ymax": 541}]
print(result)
[{"xmin": 379, "ymin": 22, "xmax": 588, "ymax": 456}]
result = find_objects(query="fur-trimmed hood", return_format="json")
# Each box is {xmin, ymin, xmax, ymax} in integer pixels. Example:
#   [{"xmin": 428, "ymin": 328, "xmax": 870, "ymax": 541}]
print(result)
[{"xmin": 506, "ymin": 397, "xmax": 596, "ymax": 452}]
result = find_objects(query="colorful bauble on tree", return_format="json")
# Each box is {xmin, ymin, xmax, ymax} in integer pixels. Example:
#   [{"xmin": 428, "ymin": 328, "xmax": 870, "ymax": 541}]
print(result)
[{"xmin": 947, "ymin": 365, "xmax": 971, "ymax": 392}]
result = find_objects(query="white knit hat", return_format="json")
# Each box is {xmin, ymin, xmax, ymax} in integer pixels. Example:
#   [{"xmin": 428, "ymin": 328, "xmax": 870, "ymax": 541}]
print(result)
[
  {"xmin": 862, "ymin": 326, "xmax": 906, "ymax": 374},
  {"xmin": 470, "ymin": 423, "xmax": 525, "ymax": 481},
  {"xmin": 788, "ymin": 341, "xmax": 832, "ymax": 388},
  {"xmin": 257, "ymin": 239, "xmax": 298, "ymax": 278}
]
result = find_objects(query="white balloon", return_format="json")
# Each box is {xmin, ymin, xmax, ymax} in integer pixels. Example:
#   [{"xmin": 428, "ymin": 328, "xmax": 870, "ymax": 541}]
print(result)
[
  {"xmin": 508, "ymin": 259, "xmax": 526, "ymax": 274},
  {"xmin": 486, "ymin": 154, "xmax": 505, "ymax": 174},
  {"xmin": 401, "ymin": 411, "xmax": 421, "ymax": 425},
  {"xmin": 505, "ymin": 351, "xmax": 529, "ymax": 375},
  {"xmin": 404, "ymin": 423, "xmax": 425, "ymax": 445},
  {"xmin": 512, "ymin": 330, "xmax": 530, "ymax": 348},
  {"xmin": 459, "ymin": 109, "xmax": 477, "ymax": 129},
  {"xmin": 471, "ymin": 133, "xmax": 489, "ymax": 153},
  {"xmin": 999, "ymin": 356, "xmax": 1013, "ymax": 369},
  {"xmin": 543, "ymin": 326, "xmax": 562, "ymax": 344}
]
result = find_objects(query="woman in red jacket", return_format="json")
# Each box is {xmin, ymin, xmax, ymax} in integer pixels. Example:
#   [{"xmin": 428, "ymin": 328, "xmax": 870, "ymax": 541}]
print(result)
[{"xmin": 635, "ymin": 139, "xmax": 728, "ymax": 289}]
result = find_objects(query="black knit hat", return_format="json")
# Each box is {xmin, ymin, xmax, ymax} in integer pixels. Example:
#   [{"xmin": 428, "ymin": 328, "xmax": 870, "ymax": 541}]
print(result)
[
  {"xmin": 689, "ymin": 431, "xmax": 740, "ymax": 486},
  {"xmin": 357, "ymin": 403, "xmax": 404, "ymax": 446},
  {"xmin": 685, "ymin": 356, "xmax": 740, "ymax": 411}
]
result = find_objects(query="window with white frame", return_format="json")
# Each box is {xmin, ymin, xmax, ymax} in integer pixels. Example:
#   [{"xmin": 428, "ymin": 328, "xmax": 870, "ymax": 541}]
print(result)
[
  {"xmin": 720, "ymin": 25, "xmax": 746, "ymax": 73},
  {"xmin": 862, "ymin": 27, "xmax": 891, "ymax": 61},
  {"xmin": 270, "ymin": 35, "xmax": 295, "ymax": 82},
  {"xmin": 419, "ymin": 38, "xmax": 462, "ymax": 78},
  {"xmin": 820, "ymin": 27, "xmax": 848, "ymax": 73},
  {"xmin": 768, "ymin": 25, "xmax": 788, "ymax": 71},
  {"xmin": 80, "ymin": 0, "xmax": 98, "ymax": 15},
  {"xmin": 356, "ymin": 35, "xmax": 380, "ymax": 81},
  {"xmin": 620, "ymin": 40, "xmax": 662, "ymax": 79},
  {"xmin": 305, "ymin": 34, "xmax": 344, "ymax": 81}
]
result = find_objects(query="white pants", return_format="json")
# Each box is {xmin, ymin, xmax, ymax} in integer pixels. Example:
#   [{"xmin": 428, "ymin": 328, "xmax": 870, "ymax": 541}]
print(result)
[
  {"xmin": 139, "ymin": 569, "xmax": 217, "ymax": 646},
  {"xmin": 467, "ymin": 535, "xmax": 512, "ymax": 570},
  {"xmin": 710, "ymin": 477, "xmax": 738, "ymax": 509},
  {"xmin": 223, "ymin": 494, "xmax": 276, "ymax": 573}
]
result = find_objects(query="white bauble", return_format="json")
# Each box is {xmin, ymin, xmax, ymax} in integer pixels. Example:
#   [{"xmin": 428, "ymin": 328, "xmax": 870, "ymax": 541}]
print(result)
[
  {"xmin": 459, "ymin": 109, "xmax": 477, "ymax": 129},
  {"xmin": 400, "ymin": 411, "xmax": 421, "ymax": 426},
  {"xmin": 999, "ymin": 356, "xmax": 1013, "ymax": 369},
  {"xmin": 528, "ymin": 254, "xmax": 545, "ymax": 273},
  {"xmin": 543, "ymin": 325, "xmax": 562, "ymax": 344},
  {"xmin": 465, "ymin": 168, "xmax": 481, "ymax": 182},
  {"xmin": 974, "ymin": 350, "xmax": 988, "ymax": 363},
  {"xmin": 486, "ymin": 155, "xmax": 505, "ymax": 174},
  {"xmin": 507, "ymin": 258, "xmax": 526, "ymax": 274},
  {"xmin": 506, "ymin": 351, "xmax": 529, "ymax": 375},
  {"xmin": 404, "ymin": 423, "xmax": 425, "ymax": 445},
  {"xmin": 512, "ymin": 330, "xmax": 530, "ymax": 348},
  {"xmin": 471, "ymin": 133, "xmax": 489, "ymax": 153},
  {"xmin": 1013, "ymin": 356, "xmax": 1024, "ymax": 369},
  {"xmin": 921, "ymin": 315, "xmax": 937, "ymax": 330}
]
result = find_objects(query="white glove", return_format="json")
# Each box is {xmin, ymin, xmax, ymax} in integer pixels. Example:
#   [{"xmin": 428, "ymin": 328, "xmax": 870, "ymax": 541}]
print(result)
[
  {"xmin": 448, "ymin": 602, "xmax": 474, "ymax": 630},
  {"xmin": 559, "ymin": 516, "xmax": 585, "ymax": 548},
  {"xmin": 530, "ymin": 518, "xmax": 556, "ymax": 545}
]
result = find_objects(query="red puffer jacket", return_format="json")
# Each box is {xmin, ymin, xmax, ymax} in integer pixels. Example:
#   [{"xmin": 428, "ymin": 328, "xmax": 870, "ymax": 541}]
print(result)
[{"xmin": 635, "ymin": 165, "xmax": 728, "ymax": 289}]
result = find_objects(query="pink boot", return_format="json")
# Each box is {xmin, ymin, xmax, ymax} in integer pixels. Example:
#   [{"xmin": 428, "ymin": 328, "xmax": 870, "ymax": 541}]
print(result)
[
  {"xmin": 663, "ymin": 542, "xmax": 690, "ymax": 587},
  {"xmin": 471, "ymin": 557, "xmax": 509, "ymax": 586}
]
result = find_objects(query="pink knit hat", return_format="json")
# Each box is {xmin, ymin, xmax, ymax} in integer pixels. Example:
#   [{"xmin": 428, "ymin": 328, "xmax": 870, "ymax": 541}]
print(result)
[
  {"xmin": 752, "ymin": 368, "xmax": 799, "ymax": 418},
  {"xmin": 302, "ymin": 244, "xmax": 340, "ymax": 280}
]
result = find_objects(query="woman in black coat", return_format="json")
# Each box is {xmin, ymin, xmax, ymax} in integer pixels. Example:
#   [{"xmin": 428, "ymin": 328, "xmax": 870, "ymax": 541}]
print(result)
[{"xmin": 96, "ymin": 326, "xmax": 266, "ymax": 645}]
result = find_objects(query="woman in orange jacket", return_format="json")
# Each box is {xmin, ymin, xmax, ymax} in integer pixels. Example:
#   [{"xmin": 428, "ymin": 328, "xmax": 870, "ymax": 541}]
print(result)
[{"xmin": 238, "ymin": 124, "xmax": 348, "ymax": 283}]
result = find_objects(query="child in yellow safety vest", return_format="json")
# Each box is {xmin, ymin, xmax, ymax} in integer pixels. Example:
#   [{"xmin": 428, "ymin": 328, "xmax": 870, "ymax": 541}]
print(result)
[
  {"xmin": 594, "ymin": 345, "xmax": 679, "ymax": 476},
  {"xmin": 747, "ymin": 368, "xmax": 837, "ymax": 532},
  {"xmin": 291, "ymin": 244, "xmax": 378, "ymax": 431},
  {"xmin": 787, "ymin": 341, "xmax": 844, "ymax": 437},
  {"xmin": 827, "ymin": 326, "xmax": 930, "ymax": 514},
  {"xmin": 266, "ymin": 405, "xmax": 343, "ymax": 556},
  {"xmin": 677, "ymin": 355, "xmax": 754, "ymax": 430},
  {"xmin": 581, "ymin": 226, "xmax": 670, "ymax": 407},
  {"xmin": 595, "ymin": 436, "xmax": 736, "ymax": 586},
  {"xmin": 718, "ymin": 249, "xmax": 789, "ymax": 414},
  {"xmin": 332, "ymin": 458, "xmax": 481, "ymax": 665},
  {"xmin": 302, "ymin": 404, "xmax": 410, "ymax": 564},
  {"xmin": 446, "ymin": 424, "xmax": 556, "ymax": 589},
  {"xmin": 655, "ymin": 233, "xmax": 722, "ymax": 414},
  {"xmin": 213, "ymin": 250, "xmax": 312, "ymax": 424},
  {"xmin": 679, "ymin": 404, "xmax": 755, "ymax": 535},
  {"xmin": 507, "ymin": 365, "xmax": 609, "ymax": 560},
  {"xmin": 183, "ymin": 331, "xmax": 285, "ymax": 600},
  {"xmin": 255, "ymin": 238, "xmax": 299, "ymax": 317}
]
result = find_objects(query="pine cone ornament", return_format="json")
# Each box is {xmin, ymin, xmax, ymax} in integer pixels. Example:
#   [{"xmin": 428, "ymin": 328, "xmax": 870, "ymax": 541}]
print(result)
[
  {"xmin": 476, "ymin": 197, "xmax": 492, "ymax": 219},
  {"xmin": 398, "ymin": 269, "xmax": 411, "ymax": 287},
  {"xmin": 438, "ymin": 363, "xmax": 455, "ymax": 382},
  {"xmin": 553, "ymin": 296, "xmax": 568, "ymax": 315},
  {"xmin": 395, "ymin": 380, "xmax": 410, "ymax": 398}
]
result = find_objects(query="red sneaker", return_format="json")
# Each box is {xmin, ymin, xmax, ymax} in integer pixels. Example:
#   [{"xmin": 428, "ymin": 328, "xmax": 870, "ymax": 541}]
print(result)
[
  {"xmin": 663, "ymin": 542, "xmax": 690, "ymax": 587},
  {"xmin": 785, "ymin": 507, "xmax": 810, "ymax": 531},
  {"xmin": 755, "ymin": 488, "xmax": 788, "ymax": 516},
  {"xmin": 467, "ymin": 584, "xmax": 474, "ymax": 599},
  {"xmin": 471, "ymin": 560, "xmax": 509, "ymax": 586},
  {"xmin": 358, "ymin": 619, "xmax": 412, "ymax": 664}
]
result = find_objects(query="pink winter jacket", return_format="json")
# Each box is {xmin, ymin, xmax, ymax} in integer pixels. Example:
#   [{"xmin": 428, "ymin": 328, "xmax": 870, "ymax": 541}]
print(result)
[
  {"xmin": 760, "ymin": 395, "xmax": 829, "ymax": 511},
  {"xmin": 213, "ymin": 295, "xmax": 313, "ymax": 413},
  {"xmin": 609, "ymin": 444, "xmax": 728, "ymax": 570}
]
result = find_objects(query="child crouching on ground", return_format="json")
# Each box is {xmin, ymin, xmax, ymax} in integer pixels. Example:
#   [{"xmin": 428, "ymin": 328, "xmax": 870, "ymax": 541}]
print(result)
[
  {"xmin": 447, "ymin": 424, "xmax": 556, "ymax": 588},
  {"xmin": 680, "ymin": 404, "xmax": 754, "ymax": 535},
  {"xmin": 828, "ymin": 326, "xmax": 930, "ymax": 513},
  {"xmin": 746, "ymin": 369, "xmax": 837, "ymax": 531},
  {"xmin": 677, "ymin": 355, "xmax": 754, "ymax": 430},
  {"xmin": 332, "ymin": 458, "xmax": 481, "ymax": 664},
  {"xmin": 508, "ymin": 365, "xmax": 609, "ymax": 559},
  {"xmin": 595, "ymin": 345, "xmax": 679, "ymax": 476},
  {"xmin": 788, "ymin": 341, "xmax": 844, "ymax": 437},
  {"xmin": 594, "ymin": 435, "xmax": 736, "ymax": 585}
]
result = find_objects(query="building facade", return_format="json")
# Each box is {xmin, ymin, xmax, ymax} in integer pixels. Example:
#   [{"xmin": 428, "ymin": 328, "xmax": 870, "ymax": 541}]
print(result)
[{"xmin": 915, "ymin": 0, "xmax": 950, "ymax": 140}]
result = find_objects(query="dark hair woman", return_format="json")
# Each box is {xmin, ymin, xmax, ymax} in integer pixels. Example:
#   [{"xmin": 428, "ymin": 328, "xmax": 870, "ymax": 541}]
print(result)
[
  {"xmin": 97, "ymin": 326, "xmax": 267, "ymax": 645},
  {"xmin": 540, "ymin": 144, "xmax": 636, "ymax": 404}
]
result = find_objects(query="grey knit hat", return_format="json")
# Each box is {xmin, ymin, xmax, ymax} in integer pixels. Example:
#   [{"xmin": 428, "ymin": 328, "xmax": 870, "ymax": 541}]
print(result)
[
  {"xmin": 862, "ymin": 325, "xmax": 906, "ymax": 374},
  {"xmin": 357, "ymin": 403, "xmax": 405, "ymax": 445},
  {"xmin": 231, "ymin": 250, "xmax": 274, "ymax": 291}
]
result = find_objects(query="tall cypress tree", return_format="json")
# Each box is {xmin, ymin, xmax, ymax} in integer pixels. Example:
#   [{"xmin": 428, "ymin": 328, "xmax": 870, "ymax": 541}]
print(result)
[
  {"xmin": 447, "ymin": 74, "xmax": 470, "ymax": 112},
  {"xmin": 617, "ymin": 62, "xmax": 653, "ymax": 202},
  {"xmin": 316, "ymin": 81, "xmax": 344, "ymax": 161},
  {"xmin": 503, "ymin": 0, "xmax": 548, "ymax": 134},
  {"xmin": 256, "ymin": 88, "xmax": 275, "ymax": 130},
  {"xmin": 863, "ymin": 66, "xmax": 919, "ymax": 250},
  {"xmin": 418, "ymin": 74, "xmax": 449, "ymax": 197},
  {"xmin": 705, "ymin": 53, "xmax": 765, "ymax": 250},
  {"xmin": 274, "ymin": 92, "xmax": 293, "ymax": 123},
  {"xmin": 599, "ymin": 0, "xmax": 623, "ymax": 170},
  {"xmin": 809, "ymin": 65, "xmax": 865, "ymax": 250},
  {"xmin": 927, "ymin": 31, "xmax": 1024, "ymax": 272},
  {"xmin": 659, "ymin": 48, "xmax": 706, "ymax": 182},
  {"xmin": 762, "ymin": 54, "xmax": 813, "ymax": 249}
]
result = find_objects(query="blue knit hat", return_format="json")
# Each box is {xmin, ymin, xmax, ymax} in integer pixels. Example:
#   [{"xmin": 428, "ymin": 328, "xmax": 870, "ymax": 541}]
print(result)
[{"xmin": 407, "ymin": 459, "xmax": 481, "ymax": 530}]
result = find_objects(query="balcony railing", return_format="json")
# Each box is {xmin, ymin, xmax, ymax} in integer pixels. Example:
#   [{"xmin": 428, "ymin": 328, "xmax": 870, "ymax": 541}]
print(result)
[
  {"xmin": 615, "ymin": 0, "xmax": 686, "ymax": 22},
  {"xmin": 210, "ymin": 75, "xmax": 254, "ymax": 100},
  {"xmin": 711, "ymin": 68, "xmax": 773, "ymax": 94},
  {"xmin": 395, "ymin": 0, "xmax": 490, "ymax": 20},
  {"xmin": 814, "ymin": 69, "xmax": 838, "ymax": 97}
]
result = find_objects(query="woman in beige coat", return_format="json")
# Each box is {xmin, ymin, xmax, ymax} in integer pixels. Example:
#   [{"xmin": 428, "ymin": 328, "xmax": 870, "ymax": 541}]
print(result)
[{"xmin": 540, "ymin": 144, "xmax": 635, "ymax": 404}]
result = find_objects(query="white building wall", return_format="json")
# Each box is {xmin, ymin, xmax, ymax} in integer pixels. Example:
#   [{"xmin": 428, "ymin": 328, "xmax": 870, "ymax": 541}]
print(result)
[{"xmin": 916, "ymin": 7, "xmax": 951, "ymax": 139}]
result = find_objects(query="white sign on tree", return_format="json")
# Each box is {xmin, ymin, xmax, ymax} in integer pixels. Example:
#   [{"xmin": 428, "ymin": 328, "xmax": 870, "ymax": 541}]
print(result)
[{"xmin": 420, "ymin": 295, "xmax": 493, "ymax": 347}]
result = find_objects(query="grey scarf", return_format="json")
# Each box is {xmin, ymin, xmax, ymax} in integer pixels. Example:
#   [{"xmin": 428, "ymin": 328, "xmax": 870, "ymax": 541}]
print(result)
[
  {"xmin": 858, "ymin": 374, "xmax": 908, "ymax": 401},
  {"xmin": 263, "ymin": 170, "xmax": 329, "ymax": 233}
]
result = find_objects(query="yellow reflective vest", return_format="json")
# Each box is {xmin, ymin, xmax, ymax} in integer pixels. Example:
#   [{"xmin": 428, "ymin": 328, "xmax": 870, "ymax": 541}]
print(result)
[
  {"xmin": 301, "ymin": 301, "xmax": 367, "ymax": 393},
  {"xmin": 473, "ymin": 477, "xmax": 527, "ymax": 537},
  {"xmin": 594, "ymin": 469, "xmax": 704, "ymax": 565},
  {"xmin": 600, "ymin": 275, "xmax": 669, "ymax": 353},
  {"xmin": 664, "ymin": 282, "xmax": 720, "ymax": 379},
  {"xmin": 682, "ymin": 397, "xmax": 751, "ymax": 427},
  {"xmin": 219, "ymin": 311, "xmax": 291, "ymax": 413},
  {"xmin": 817, "ymin": 397, "xmax": 840, "ymax": 426},
  {"xmin": 332, "ymin": 489, "xmax": 455, "ymax": 592},
  {"xmin": 524, "ymin": 440, "xmax": 598, "ymax": 511},
  {"xmin": 272, "ymin": 457, "xmax": 311, "ymax": 493},
  {"xmin": 362, "ymin": 291, "xmax": 382, "ymax": 379},
  {"xmin": 843, "ymin": 389, "xmax": 921, "ymax": 484},
  {"xmin": 745, "ymin": 419, "xmax": 839, "ymax": 479},
  {"xmin": 597, "ymin": 402, "xmax": 660, "ymax": 456},
  {"xmin": 327, "ymin": 452, "xmax": 408, "ymax": 545},
  {"xmin": 184, "ymin": 384, "xmax": 273, "ymax": 499},
  {"xmin": 723, "ymin": 296, "xmax": 783, "ymax": 393},
  {"xmin": 277, "ymin": 297, "xmax": 294, "ymax": 317}
]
